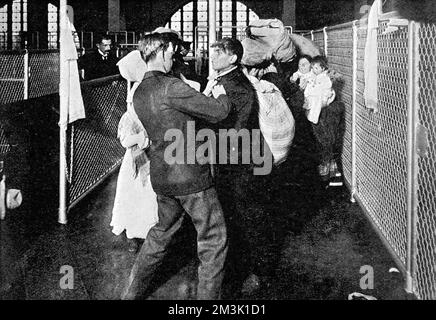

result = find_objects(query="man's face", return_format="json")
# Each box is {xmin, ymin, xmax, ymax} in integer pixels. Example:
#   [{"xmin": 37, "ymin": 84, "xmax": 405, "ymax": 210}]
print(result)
[
  {"xmin": 97, "ymin": 39, "xmax": 112, "ymax": 55},
  {"xmin": 210, "ymin": 47, "xmax": 235, "ymax": 73}
]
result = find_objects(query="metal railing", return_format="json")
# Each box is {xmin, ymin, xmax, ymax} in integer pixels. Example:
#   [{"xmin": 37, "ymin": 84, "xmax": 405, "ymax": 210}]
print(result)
[
  {"xmin": 194, "ymin": 25, "xmax": 248, "ymax": 59},
  {"xmin": 106, "ymin": 31, "xmax": 137, "ymax": 47},
  {"xmin": 0, "ymin": 30, "xmax": 137, "ymax": 51},
  {"xmin": 193, "ymin": 25, "xmax": 295, "ymax": 60}
]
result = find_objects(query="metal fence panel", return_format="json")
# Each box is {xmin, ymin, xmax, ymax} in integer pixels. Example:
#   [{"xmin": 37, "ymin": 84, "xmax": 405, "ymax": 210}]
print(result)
[
  {"xmin": 0, "ymin": 50, "xmax": 60, "ymax": 104},
  {"xmin": 28, "ymin": 50, "xmax": 60, "ymax": 99},
  {"xmin": 67, "ymin": 77, "xmax": 126, "ymax": 207},
  {"xmin": 0, "ymin": 51, "xmax": 25, "ymax": 104},
  {"xmin": 0, "ymin": 124, "xmax": 10, "ymax": 156},
  {"xmin": 327, "ymin": 25, "xmax": 354, "ymax": 185},
  {"xmin": 415, "ymin": 22, "xmax": 436, "ymax": 300},
  {"xmin": 353, "ymin": 21, "xmax": 410, "ymax": 266}
]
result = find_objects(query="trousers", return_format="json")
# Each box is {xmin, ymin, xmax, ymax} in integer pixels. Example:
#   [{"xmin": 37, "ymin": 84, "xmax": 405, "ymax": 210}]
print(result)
[
  {"xmin": 121, "ymin": 187, "xmax": 228, "ymax": 300},
  {"xmin": 312, "ymin": 101, "xmax": 345, "ymax": 164},
  {"xmin": 215, "ymin": 167, "xmax": 274, "ymax": 287}
]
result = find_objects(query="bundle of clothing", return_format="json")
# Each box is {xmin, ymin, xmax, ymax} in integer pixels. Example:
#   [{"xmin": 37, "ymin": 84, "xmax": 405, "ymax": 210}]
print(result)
[
  {"xmin": 246, "ymin": 74, "xmax": 295, "ymax": 166},
  {"xmin": 241, "ymin": 18, "xmax": 322, "ymax": 67},
  {"xmin": 242, "ymin": 19, "xmax": 296, "ymax": 66}
]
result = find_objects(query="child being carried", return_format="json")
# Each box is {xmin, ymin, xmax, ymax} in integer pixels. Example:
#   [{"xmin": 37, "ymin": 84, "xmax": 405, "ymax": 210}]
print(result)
[{"xmin": 302, "ymin": 55, "xmax": 335, "ymax": 124}]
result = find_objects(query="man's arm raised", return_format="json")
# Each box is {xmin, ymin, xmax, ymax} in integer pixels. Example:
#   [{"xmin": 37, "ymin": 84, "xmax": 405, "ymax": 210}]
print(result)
[{"xmin": 166, "ymin": 78, "xmax": 230, "ymax": 124}]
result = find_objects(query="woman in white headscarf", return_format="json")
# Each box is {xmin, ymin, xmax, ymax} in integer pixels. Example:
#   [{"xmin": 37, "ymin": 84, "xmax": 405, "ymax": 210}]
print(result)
[{"xmin": 110, "ymin": 50, "xmax": 158, "ymax": 252}]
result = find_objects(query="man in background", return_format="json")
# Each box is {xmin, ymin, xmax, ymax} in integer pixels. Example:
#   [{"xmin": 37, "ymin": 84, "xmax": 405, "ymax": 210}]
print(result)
[{"xmin": 78, "ymin": 34, "xmax": 119, "ymax": 81}]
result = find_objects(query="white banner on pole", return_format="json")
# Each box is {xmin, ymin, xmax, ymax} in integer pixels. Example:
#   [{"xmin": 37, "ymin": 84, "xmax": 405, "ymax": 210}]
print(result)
[{"xmin": 58, "ymin": 0, "xmax": 85, "ymax": 224}]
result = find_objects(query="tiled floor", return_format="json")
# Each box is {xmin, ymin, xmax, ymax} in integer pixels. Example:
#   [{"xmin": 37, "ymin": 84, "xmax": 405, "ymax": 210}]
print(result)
[{"xmin": 0, "ymin": 143, "xmax": 415, "ymax": 300}]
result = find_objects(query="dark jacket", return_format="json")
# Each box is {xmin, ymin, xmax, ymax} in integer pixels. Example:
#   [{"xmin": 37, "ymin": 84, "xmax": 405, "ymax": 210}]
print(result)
[
  {"xmin": 133, "ymin": 71, "xmax": 230, "ymax": 196},
  {"xmin": 78, "ymin": 50, "xmax": 119, "ymax": 81},
  {"xmin": 215, "ymin": 67, "xmax": 262, "ymax": 171}
]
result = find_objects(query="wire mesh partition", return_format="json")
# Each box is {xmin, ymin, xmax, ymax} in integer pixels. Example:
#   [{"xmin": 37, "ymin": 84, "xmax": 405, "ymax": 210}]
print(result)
[
  {"xmin": 0, "ymin": 51, "xmax": 26, "ymax": 104},
  {"xmin": 326, "ymin": 23, "xmax": 354, "ymax": 185},
  {"xmin": 0, "ymin": 124, "xmax": 11, "ymax": 157},
  {"xmin": 415, "ymin": 22, "xmax": 436, "ymax": 300},
  {"xmin": 66, "ymin": 76, "xmax": 126, "ymax": 208},
  {"xmin": 0, "ymin": 49, "xmax": 125, "ymax": 211},
  {"xmin": 0, "ymin": 75, "xmax": 125, "ymax": 216},
  {"xmin": 317, "ymin": 17, "xmax": 436, "ymax": 299},
  {"xmin": 0, "ymin": 49, "xmax": 60, "ymax": 104},
  {"xmin": 355, "ymin": 20, "xmax": 410, "ymax": 266},
  {"xmin": 28, "ymin": 50, "xmax": 60, "ymax": 98}
]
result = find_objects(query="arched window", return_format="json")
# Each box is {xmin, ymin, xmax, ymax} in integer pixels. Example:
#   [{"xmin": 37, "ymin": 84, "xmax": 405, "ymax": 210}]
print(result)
[
  {"xmin": 0, "ymin": 4, "xmax": 7, "ymax": 50},
  {"xmin": 48, "ymin": 3, "xmax": 58, "ymax": 49},
  {"xmin": 0, "ymin": 0, "xmax": 28, "ymax": 50},
  {"xmin": 12, "ymin": 0, "xmax": 27, "ymax": 49},
  {"xmin": 165, "ymin": 0, "xmax": 258, "ymax": 54}
]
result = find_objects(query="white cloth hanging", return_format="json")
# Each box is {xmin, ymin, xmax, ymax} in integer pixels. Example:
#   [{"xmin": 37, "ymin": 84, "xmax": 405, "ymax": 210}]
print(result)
[
  {"xmin": 364, "ymin": 0, "xmax": 381, "ymax": 112},
  {"xmin": 59, "ymin": 16, "xmax": 85, "ymax": 126}
]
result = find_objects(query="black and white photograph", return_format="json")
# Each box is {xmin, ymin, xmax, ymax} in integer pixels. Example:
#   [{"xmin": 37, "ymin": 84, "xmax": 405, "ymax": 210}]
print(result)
[{"xmin": 0, "ymin": 0, "xmax": 435, "ymax": 307}]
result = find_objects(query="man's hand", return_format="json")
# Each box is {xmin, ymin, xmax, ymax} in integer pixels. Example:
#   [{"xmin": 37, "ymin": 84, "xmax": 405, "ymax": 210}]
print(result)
[
  {"xmin": 211, "ymin": 84, "xmax": 226, "ymax": 98},
  {"xmin": 137, "ymin": 132, "xmax": 151, "ymax": 150},
  {"xmin": 203, "ymin": 79, "xmax": 218, "ymax": 97}
]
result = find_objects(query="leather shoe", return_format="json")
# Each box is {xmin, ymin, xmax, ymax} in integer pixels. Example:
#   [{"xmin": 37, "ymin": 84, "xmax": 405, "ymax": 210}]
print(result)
[
  {"xmin": 241, "ymin": 273, "xmax": 261, "ymax": 295},
  {"xmin": 127, "ymin": 238, "xmax": 138, "ymax": 253}
]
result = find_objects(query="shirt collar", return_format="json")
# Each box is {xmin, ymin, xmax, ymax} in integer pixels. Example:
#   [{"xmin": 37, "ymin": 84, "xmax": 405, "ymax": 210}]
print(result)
[
  {"xmin": 210, "ymin": 65, "xmax": 238, "ymax": 81},
  {"xmin": 98, "ymin": 49, "xmax": 108, "ymax": 57}
]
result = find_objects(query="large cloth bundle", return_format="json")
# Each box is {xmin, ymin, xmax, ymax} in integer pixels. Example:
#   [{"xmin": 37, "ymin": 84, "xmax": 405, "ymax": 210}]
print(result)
[
  {"xmin": 242, "ymin": 19, "xmax": 323, "ymax": 66},
  {"xmin": 247, "ymin": 75, "xmax": 295, "ymax": 165},
  {"xmin": 242, "ymin": 19, "xmax": 296, "ymax": 66},
  {"xmin": 288, "ymin": 33, "xmax": 322, "ymax": 58}
]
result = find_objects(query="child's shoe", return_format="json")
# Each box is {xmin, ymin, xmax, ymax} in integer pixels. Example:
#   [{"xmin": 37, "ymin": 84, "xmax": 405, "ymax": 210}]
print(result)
[
  {"xmin": 328, "ymin": 160, "xmax": 343, "ymax": 187},
  {"xmin": 318, "ymin": 162, "xmax": 330, "ymax": 180},
  {"xmin": 329, "ymin": 160, "xmax": 341, "ymax": 178},
  {"xmin": 127, "ymin": 238, "xmax": 139, "ymax": 253}
]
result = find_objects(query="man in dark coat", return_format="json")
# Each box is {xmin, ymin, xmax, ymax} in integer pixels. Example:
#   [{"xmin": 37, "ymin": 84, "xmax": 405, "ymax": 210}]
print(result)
[
  {"xmin": 207, "ymin": 38, "xmax": 273, "ymax": 297},
  {"xmin": 121, "ymin": 33, "xmax": 230, "ymax": 300},
  {"xmin": 78, "ymin": 34, "xmax": 119, "ymax": 81}
]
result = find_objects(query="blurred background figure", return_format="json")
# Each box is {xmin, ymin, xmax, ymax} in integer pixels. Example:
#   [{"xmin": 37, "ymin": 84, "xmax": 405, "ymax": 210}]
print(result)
[{"xmin": 78, "ymin": 34, "xmax": 119, "ymax": 81}]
